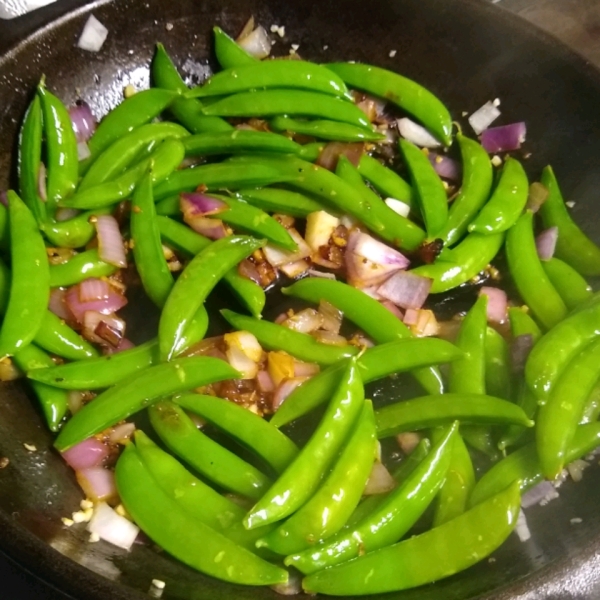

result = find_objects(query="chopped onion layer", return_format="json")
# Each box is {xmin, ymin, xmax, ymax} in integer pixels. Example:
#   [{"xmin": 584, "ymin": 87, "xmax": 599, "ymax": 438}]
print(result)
[
  {"xmin": 479, "ymin": 286, "xmax": 508, "ymax": 324},
  {"xmin": 481, "ymin": 122, "xmax": 527, "ymax": 154},
  {"xmin": 95, "ymin": 215, "xmax": 127, "ymax": 268},
  {"xmin": 535, "ymin": 227, "xmax": 558, "ymax": 261},
  {"xmin": 77, "ymin": 15, "xmax": 109, "ymax": 53},
  {"xmin": 62, "ymin": 437, "xmax": 109, "ymax": 471},
  {"xmin": 87, "ymin": 502, "xmax": 139, "ymax": 550},
  {"xmin": 237, "ymin": 25, "xmax": 271, "ymax": 59},
  {"xmin": 377, "ymin": 270, "xmax": 431, "ymax": 310},
  {"xmin": 468, "ymin": 101, "xmax": 501, "ymax": 135},
  {"xmin": 397, "ymin": 118, "xmax": 442, "ymax": 148}
]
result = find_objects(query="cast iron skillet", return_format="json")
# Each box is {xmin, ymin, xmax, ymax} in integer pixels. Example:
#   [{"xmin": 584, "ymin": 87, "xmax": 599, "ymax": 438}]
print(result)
[{"xmin": 2, "ymin": 0, "xmax": 600, "ymax": 598}]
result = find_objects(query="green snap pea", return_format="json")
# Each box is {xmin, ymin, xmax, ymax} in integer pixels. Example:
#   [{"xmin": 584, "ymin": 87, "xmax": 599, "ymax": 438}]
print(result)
[
  {"xmin": 536, "ymin": 338, "xmax": 600, "ymax": 479},
  {"xmin": 27, "ymin": 339, "xmax": 158, "ymax": 389},
  {"xmin": 159, "ymin": 236, "xmax": 263, "ymax": 361},
  {"xmin": 202, "ymin": 90, "xmax": 371, "ymax": 129},
  {"xmin": 399, "ymin": 139, "xmax": 448, "ymax": 239},
  {"xmin": 297, "ymin": 142, "xmax": 326, "ymax": 162},
  {"xmin": 41, "ymin": 208, "xmax": 111, "ymax": 249},
  {"xmin": 302, "ymin": 481, "xmax": 520, "ymax": 596},
  {"xmin": 257, "ymin": 400, "xmax": 377, "ymax": 556},
  {"xmin": 33, "ymin": 310, "xmax": 98, "ymax": 360},
  {"xmin": 54, "ymin": 356, "xmax": 238, "ymax": 451},
  {"xmin": 540, "ymin": 166, "xmax": 600, "ymax": 276},
  {"xmin": 0, "ymin": 192, "xmax": 50, "ymax": 358},
  {"xmin": 357, "ymin": 154, "xmax": 413, "ymax": 206},
  {"xmin": 169, "ymin": 305, "xmax": 210, "ymax": 357},
  {"xmin": 175, "ymin": 393, "xmax": 298, "ymax": 474},
  {"xmin": 437, "ymin": 134, "xmax": 493, "ymax": 246},
  {"xmin": 235, "ymin": 188, "xmax": 326, "ymax": 218},
  {"xmin": 411, "ymin": 231, "xmax": 504, "ymax": 293},
  {"xmin": 485, "ymin": 327, "xmax": 512, "ymax": 400},
  {"xmin": 282, "ymin": 278, "xmax": 444, "ymax": 395},
  {"xmin": 469, "ymin": 157, "xmax": 529, "ymax": 234},
  {"xmin": 326, "ymin": 62, "xmax": 453, "ymax": 145},
  {"xmin": 542, "ymin": 257, "xmax": 593, "ymax": 310},
  {"xmin": 506, "ymin": 211, "xmax": 567, "ymax": 330},
  {"xmin": 270, "ymin": 116, "xmax": 385, "ymax": 142},
  {"xmin": 270, "ymin": 337, "xmax": 462, "ymax": 428},
  {"xmin": 288, "ymin": 423, "xmax": 457, "ymax": 575},
  {"xmin": 49, "ymin": 249, "xmax": 117, "ymax": 287},
  {"xmin": 213, "ymin": 26, "xmax": 257, "ymax": 70},
  {"xmin": 149, "ymin": 400, "xmax": 271, "ymax": 500},
  {"xmin": 115, "ymin": 444, "xmax": 288, "ymax": 586},
  {"xmin": 508, "ymin": 306, "xmax": 542, "ymax": 342},
  {"xmin": 245, "ymin": 358, "xmax": 364, "ymax": 530},
  {"xmin": 152, "ymin": 43, "xmax": 233, "ymax": 134},
  {"xmin": 220, "ymin": 309, "xmax": 358, "ymax": 366},
  {"xmin": 470, "ymin": 422, "xmax": 600, "ymax": 507},
  {"xmin": 18, "ymin": 95, "xmax": 47, "ymax": 223}
]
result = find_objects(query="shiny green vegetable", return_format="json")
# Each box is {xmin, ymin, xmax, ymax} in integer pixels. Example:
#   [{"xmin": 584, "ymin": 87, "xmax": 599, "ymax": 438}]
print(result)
[
  {"xmin": 270, "ymin": 116, "xmax": 385, "ymax": 142},
  {"xmin": 49, "ymin": 249, "xmax": 117, "ymax": 287},
  {"xmin": 542, "ymin": 257, "xmax": 593, "ymax": 310}
]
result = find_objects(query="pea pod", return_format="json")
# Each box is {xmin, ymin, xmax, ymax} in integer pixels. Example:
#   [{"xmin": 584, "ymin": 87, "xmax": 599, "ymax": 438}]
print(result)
[
  {"xmin": 33, "ymin": 310, "xmax": 98, "ymax": 361},
  {"xmin": 175, "ymin": 393, "xmax": 299, "ymax": 474},
  {"xmin": 287, "ymin": 423, "xmax": 457, "ymax": 575},
  {"xmin": 357, "ymin": 154, "xmax": 413, "ymax": 206},
  {"xmin": 542, "ymin": 257, "xmax": 593, "ymax": 310},
  {"xmin": 270, "ymin": 116, "xmax": 385, "ymax": 142},
  {"xmin": 245, "ymin": 359, "xmax": 364, "ymax": 529},
  {"xmin": 54, "ymin": 356, "xmax": 238, "ymax": 451},
  {"xmin": 235, "ymin": 188, "xmax": 326, "ymax": 218},
  {"xmin": 302, "ymin": 481, "xmax": 520, "ymax": 595},
  {"xmin": 41, "ymin": 208, "xmax": 111, "ymax": 249},
  {"xmin": 297, "ymin": 142, "xmax": 326, "ymax": 162},
  {"xmin": 115, "ymin": 444, "xmax": 288, "ymax": 586},
  {"xmin": 485, "ymin": 326, "xmax": 512, "ymax": 400},
  {"xmin": 149, "ymin": 400, "xmax": 271, "ymax": 500},
  {"xmin": 49, "ymin": 249, "xmax": 117, "ymax": 287},
  {"xmin": 508, "ymin": 306, "xmax": 542, "ymax": 342},
  {"xmin": 213, "ymin": 26, "xmax": 257, "ymax": 70}
]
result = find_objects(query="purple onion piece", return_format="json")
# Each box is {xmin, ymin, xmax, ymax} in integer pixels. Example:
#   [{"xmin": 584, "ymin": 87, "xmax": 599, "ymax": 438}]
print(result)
[
  {"xmin": 427, "ymin": 152, "xmax": 462, "ymax": 181},
  {"xmin": 536, "ymin": 226, "xmax": 558, "ymax": 261},
  {"xmin": 69, "ymin": 100, "xmax": 96, "ymax": 143},
  {"xmin": 377, "ymin": 270, "xmax": 432, "ymax": 310},
  {"xmin": 481, "ymin": 122, "xmax": 527, "ymax": 154},
  {"xmin": 181, "ymin": 192, "xmax": 228, "ymax": 217},
  {"xmin": 511, "ymin": 333, "xmax": 534, "ymax": 373}
]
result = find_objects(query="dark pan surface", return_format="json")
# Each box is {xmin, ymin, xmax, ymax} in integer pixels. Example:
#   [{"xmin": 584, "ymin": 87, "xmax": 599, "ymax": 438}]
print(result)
[{"xmin": 2, "ymin": 0, "xmax": 600, "ymax": 598}]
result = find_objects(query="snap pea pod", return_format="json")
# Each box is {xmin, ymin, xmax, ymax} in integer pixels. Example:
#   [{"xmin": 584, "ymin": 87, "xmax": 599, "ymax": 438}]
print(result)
[
  {"xmin": 87, "ymin": 89, "xmax": 180, "ymax": 158},
  {"xmin": 357, "ymin": 154, "xmax": 413, "ymax": 206},
  {"xmin": 485, "ymin": 326, "xmax": 512, "ymax": 400},
  {"xmin": 297, "ymin": 142, "xmax": 326, "ymax": 162},
  {"xmin": 410, "ymin": 231, "xmax": 504, "ymax": 293},
  {"xmin": 27, "ymin": 340, "xmax": 158, "ymax": 389},
  {"xmin": 41, "ymin": 208, "xmax": 111, "ymax": 249},
  {"xmin": 508, "ymin": 306, "xmax": 542, "ymax": 342},
  {"xmin": 326, "ymin": 62, "xmax": 452, "ymax": 145},
  {"xmin": 79, "ymin": 122, "xmax": 189, "ymax": 191},
  {"xmin": 202, "ymin": 90, "xmax": 371, "ymax": 129},
  {"xmin": 245, "ymin": 359, "xmax": 364, "ymax": 530},
  {"xmin": 542, "ymin": 257, "xmax": 593, "ymax": 310},
  {"xmin": 49, "ymin": 249, "xmax": 117, "ymax": 287},
  {"xmin": 0, "ymin": 205, "xmax": 8, "ymax": 250},
  {"xmin": 190, "ymin": 60, "xmax": 352, "ymax": 100},
  {"xmin": 0, "ymin": 192, "xmax": 49, "ymax": 358},
  {"xmin": 167, "ymin": 305, "xmax": 210, "ymax": 357},
  {"xmin": 54, "ymin": 356, "xmax": 238, "ymax": 451},
  {"xmin": 470, "ymin": 422, "xmax": 600, "ymax": 507},
  {"xmin": 302, "ymin": 481, "xmax": 520, "ymax": 596},
  {"xmin": 38, "ymin": 84, "xmax": 78, "ymax": 210},
  {"xmin": 270, "ymin": 338, "xmax": 462, "ymax": 428},
  {"xmin": 537, "ymin": 338, "xmax": 600, "ymax": 479},
  {"xmin": 157, "ymin": 216, "xmax": 266, "ymax": 318},
  {"xmin": 149, "ymin": 400, "xmax": 271, "ymax": 500},
  {"xmin": 399, "ymin": 139, "xmax": 448, "ymax": 238},
  {"xmin": 115, "ymin": 444, "xmax": 288, "ymax": 586},
  {"xmin": 436, "ymin": 134, "xmax": 493, "ymax": 246},
  {"xmin": 235, "ymin": 188, "xmax": 326, "ymax": 218},
  {"xmin": 282, "ymin": 278, "xmax": 444, "ymax": 395},
  {"xmin": 14, "ymin": 344, "xmax": 69, "ymax": 431},
  {"xmin": 540, "ymin": 166, "xmax": 600, "ymax": 276},
  {"xmin": 257, "ymin": 400, "xmax": 377, "ymax": 555},
  {"xmin": 213, "ymin": 26, "xmax": 258, "ymax": 70},
  {"xmin": 152, "ymin": 43, "xmax": 233, "ymax": 134},
  {"xmin": 18, "ymin": 95, "xmax": 47, "ymax": 223},
  {"xmin": 270, "ymin": 116, "xmax": 385, "ymax": 142},
  {"xmin": 174, "ymin": 393, "xmax": 299, "ymax": 474},
  {"xmin": 220, "ymin": 309, "xmax": 358, "ymax": 366},
  {"xmin": 135, "ymin": 431, "xmax": 272, "ymax": 551},
  {"xmin": 287, "ymin": 423, "xmax": 457, "ymax": 575}
]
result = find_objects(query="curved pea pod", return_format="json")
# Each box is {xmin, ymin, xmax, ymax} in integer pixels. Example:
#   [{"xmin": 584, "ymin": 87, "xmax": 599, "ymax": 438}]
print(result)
[
  {"xmin": 115, "ymin": 444, "xmax": 288, "ymax": 586},
  {"xmin": 175, "ymin": 393, "xmax": 298, "ymax": 474},
  {"xmin": 287, "ymin": 423, "xmax": 457, "ymax": 575},
  {"xmin": 470, "ymin": 422, "xmax": 600, "ymax": 507},
  {"xmin": 34, "ymin": 310, "xmax": 98, "ymax": 360},
  {"xmin": 540, "ymin": 166, "xmax": 600, "ymax": 276},
  {"xmin": 220, "ymin": 309, "xmax": 358, "ymax": 366},
  {"xmin": 171, "ymin": 305, "xmax": 209, "ymax": 357},
  {"xmin": 485, "ymin": 326, "xmax": 512, "ymax": 400},
  {"xmin": 54, "ymin": 356, "xmax": 238, "ymax": 451},
  {"xmin": 410, "ymin": 231, "xmax": 504, "ymax": 293},
  {"xmin": 27, "ymin": 339, "xmax": 158, "ymax": 389},
  {"xmin": 270, "ymin": 116, "xmax": 384, "ymax": 142},
  {"xmin": 270, "ymin": 337, "xmax": 463, "ymax": 428},
  {"xmin": 213, "ymin": 26, "xmax": 257, "ymax": 70},
  {"xmin": 149, "ymin": 400, "xmax": 271, "ymax": 500},
  {"xmin": 235, "ymin": 188, "xmax": 326, "ymax": 218},
  {"xmin": 40, "ymin": 209, "xmax": 111, "ymax": 249},
  {"xmin": 508, "ymin": 306, "xmax": 542, "ymax": 342},
  {"xmin": 326, "ymin": 62, "xmax": 452, "ymax": 145},
  {"xmin": 542, "ymin": 257, "xmax": 593, "ymax": 310},
  {"xmin": 49, "ymin": 249, "xmax": 117, "ymax": 287},
  {"xmin": 302, "ymin": 481, "xmax": 520, "ymax": 596},
  {"xmin": 258, "ymin": 400, "xmax": 377, "ymax": 556},
  {"xmin": 159, "ymin": 236, "xmax": 263, "ymax": 361},
  {"xmin": 357, "ymin": 153, "xmax": 413, "ymax": 206},
  {"xmin": 245, "ymin": 359, "xmax": 364, "ymax": 530},
  {"xmin": 297, "ymin": 141, "xmax": 326, "ymax": 162}
]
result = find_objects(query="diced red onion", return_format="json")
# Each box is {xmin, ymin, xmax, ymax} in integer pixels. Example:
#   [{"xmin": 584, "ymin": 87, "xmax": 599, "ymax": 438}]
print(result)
[
  {"xmin": 316, "ymin": 142, "xmax": 363, "ymax": 171},
  {"xmin": 263, "ymin": 229, "xmax": 311, "ymax": 267},
  {"xmin": 272, "ymin": 377, "xmax": 309, "ymax": 411},
  {"xmin": 481, "ymin": 122, "xmax": 527, "ymax": 154},
  {"xmin": 108, "ymin": 423, "xmax": 136, "ymax": 445},
  {"xmin": 385, "ymin": 198, "xmax": 411, "ymax": 218},
  {"xmin": 307, "ymin": 269, "xmax": 336, "ymax": 280},
  {"xmin": 69, "ymin": 100, "xmax": 96, "ymax": 143},
  {"xmin": 353, "ymin": 232, "xmax": 410, "ymax": 269},
  {"xmin": 224, "ymin": 330, "xmax": 262, "ymax": 379},
  {"xmin": 238, "ymin": 259, "xmax": 262, "ymax": 285},
  {"xmin": 363, "ymin": 461, "xmax": 396, "ymax": 495},
  {"xmin": 77, "ymin": 15, "xmax": 109, "ymax": 53},
  {"xmin": 397, "ymin": 118, "xmax": 442, "ymax": 148},
  {"xmin": 526, "ymin": 182, "xmax": 550, "ymax": 213},
  {"xmin": 515, "ymin": 509, "xmax": 531, "ymax": 542},
  {"xmin": 95, "ymin": 215, "xmax": 127, "ymax": 268},
  {"xmin": 256, "ymin": 370, "xmax": 275, "ymax": 393},
  {"xmin": 76, "ymin": 467, "xmax": 117, "ymax": 502},
  {"xmin": 536, "ymin": 227, "xmax": 558, "ymax": 261},
  {"xmin": 380, "ymin": 300, "xmax": 404, "ymax": 320},
  {"xmin": 62, "ymin": 437, "xmax": 109, "ymax": 470},
  {"xmin": 87, "ymin": 502, "xmax": 139, "ymax": 550},
  {"xmin": 188, "ymin": 216, "xmax": 228, "ymax": 240},
  {"xmin": 283, "ymin": 308, "xmax": 323, "ymax": 334},
  {"xmin": 48, "ymin": 287, "xmax": 72, "ymax": 321},
  {"xmin": 468, "ymin": 101, "xmax": 501, "ymax": 135},
  {"xmin": 83, "ymin": 311, "xmax": 125, "ymax": 348},
  {"xmin": 318, "ymin": 300, "xmax": 343, "ymax": 334},
  {"xmin": 293, "ymin": 360, "xmax": 320, "ymax": 378},
  {"xmin": 79, "ymin": 277, "xmax": 110, "ymax": 302},
  {"xmin": 65, "ymin": 283, "xmax": 127, "ymax": 323},
  {"xmin": 237, "ymin": 25, "xmax": 271, "ymax": 59},
  {"xmin": 428, "ymin": 152, "xmax": 462, "ymax": 181},
  {"xmin": 55, "ymin": 207, "xmax": 80, "ymax": 222},
  {"xmin": 511, "ymin": 333, "xmax": 534, "ymax": 373},
  {"xmin": 181, "ymin": 192, "xmax": 228, "ymax": 217},
  {"xmin": 312, "ymin": 330, "xmax": 348, "ymax": 346},
  {"xmin": 377, "ymin": 270, "xmax": 432, "ymax": 310},
  {"xmin": 0, "ymin": 191, "xmax": 7, "ymax": 207},
  {"xmin": 403, "ymin": 308, "xmax": 419, "ymax": 325},
  {"xmin": 479, "ymin": 286, "xmax": 508, "ymax": 324},
  {"xmin": 38, "ymin": 163, "xmax": 47, "ymax": 202},
  {"xmin": 521, "ymin": 481, "xmax": 557, "ymax": 509},
  {"xmin": 357, "ymin": 285, "xmax": 383, "ymax": 301},
  {"xmin": 279, "ymin": 259, "xmax": 310, "ymax": 279}
]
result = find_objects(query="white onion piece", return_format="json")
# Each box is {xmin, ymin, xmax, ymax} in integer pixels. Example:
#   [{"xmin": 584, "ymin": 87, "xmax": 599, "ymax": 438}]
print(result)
[
  {"xmin": 256, "ymin": 370, "xmax": 275, "ymax": 393},
  {"xmin": 272, "ymin": 377, "xmax": 309, "ymax": 411},
  {"xmin": 283, "ymin": 308, "xmax": 323, "ymax": 334},
  {"xmin": 305, "ymin": 211, "xmax": 340, "ymax": 252},
  {"xmin": 108, "ymin": 423, "xmax": 136, "ymax": 445},
  {"xmin": 279, "ymin": 259, "xmax": 310, "ymax": 279},
  {"xmin": 468, "ymin": 101, "xmax": 501, "ymax": 134},
  {"xmin": 95, "ymin": 215, "xmax": 127, "ymax": 268},
  {"xmin": 82, "ymin": 311, "xmax": 125, "ymax": 347},
  {"xmin": 237, "ymin": 25, "xmax": 271, "ymax": 59},
  {"xmin": 568, "ymin": 459, "xmax": 590, "ymax": 483},
  {"xmin": 521, "ymin": 481, "xmax": 557, "ymax": 509},
  {"xmin": 224, "ymin": 331, "xmax": 262, "ymax": 379},
  {"xmin": 62, "ymin": 437, "xmax": 108, "ymax": 471},
  {"xmin": 77, "ymin": 141, "xmax": 91, "ymax": 161},
  {"xmin": 397, "ymin": 118, "xmax": 442, "ymax": 148},
  {"xmin": 87, "ymin": 502, "xmax": 139, "ymax": 550},
  {"xmin": 76, "ymin": 467, "xmax": 117, "ymax": 502},
  {"xmin": 318, "ymin": 300, "xmax": 343, "ymax": 334},
  {"xmin": 479, "ymin": 286, "xmax": 508, "ymax": 324},
  {"xmin": 307, "ymin": 269, "xmax": 336, "ymax": 280},
  {"xmin": 267, "ymin": 351, "xmax": 296, "ymax": 387},
  {"xmin": 363, "ymin": 461, "xmax": 396, "ymax": 495},
  {"xmin": 406, "ymin": 308, "xmax": 439, "ymax": 337},
  {"xmin": 377, "ymin": 271, "xmax": 432, "ymax": 310},
  {"xmin": 396, "ymin": 432, "xmax": 421, "ymax": 455},
  {"xmin": 385, "ymin": 198, "xmax": 411, "ymax": 218},
  {"xmin": 535, "ymin": 227, "xmax": 558, "ymax": 261},
  {"xmin": 293, "ymin": 360, "xmax": 320, "ymax": 377},
  {"xmin": 77, "ymin": 15, "xmax": 109, "ymax": 53},
  {"xmin": 312, "ymin": 330, "xmax": 348, "ymax": 346},
  {"xmin": 263, "ymin": 229, "xmax": 311, "ymax": 267},
  {"xmin": 67, "ymin": 391, "xmax": 84, "ymax": 415},
  {"xmin": 515, "ymin": 509, "xmax": 531, "ymax": 542}
]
